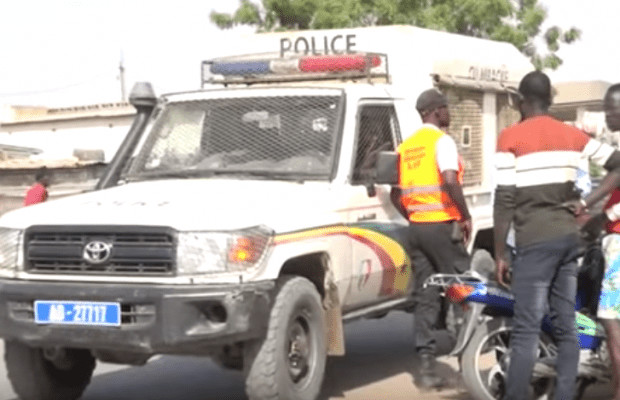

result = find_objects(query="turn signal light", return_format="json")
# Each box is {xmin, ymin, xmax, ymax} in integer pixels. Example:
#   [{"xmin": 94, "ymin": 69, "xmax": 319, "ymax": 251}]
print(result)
[
  {"xmin": 228, "ymin": 237, "xmax": 261, "ymax": 263},
  {"xmin": 445, "ymin": 284, "xmax": 475, "ymax": 304}
]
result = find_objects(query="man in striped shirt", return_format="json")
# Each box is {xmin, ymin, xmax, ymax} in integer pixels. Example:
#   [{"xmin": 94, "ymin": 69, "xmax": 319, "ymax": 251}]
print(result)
[{"xmin": 493, "ymin": 71, "xmax": 620, "ymax": 400}]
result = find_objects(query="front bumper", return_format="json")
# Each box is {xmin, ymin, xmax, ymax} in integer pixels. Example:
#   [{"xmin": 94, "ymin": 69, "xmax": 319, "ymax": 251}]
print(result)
[{"xmin": 0, "ymin": 279, "xmax": 274, "ymax": 354}]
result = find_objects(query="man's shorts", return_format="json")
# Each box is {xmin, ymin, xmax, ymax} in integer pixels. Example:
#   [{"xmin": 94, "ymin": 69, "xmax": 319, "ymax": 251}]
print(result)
[{"xmin": 598, "ymin": 233, "xmax": 620, "ymax": 319}]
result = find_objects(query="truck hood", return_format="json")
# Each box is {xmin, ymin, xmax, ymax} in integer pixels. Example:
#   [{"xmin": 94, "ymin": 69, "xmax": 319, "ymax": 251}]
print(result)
[{"xmin": 0, "ymin": 179, "xmax": 344, "ymax": 232}]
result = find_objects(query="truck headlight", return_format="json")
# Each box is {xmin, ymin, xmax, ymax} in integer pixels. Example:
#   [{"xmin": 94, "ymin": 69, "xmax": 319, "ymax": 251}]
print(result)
[
  {"xmin": 176, "ymin": 226, "xmax": 273, "ymax": 275},
  {"xmin": 0, "ymin": 228, "xmax": 23, "ymax": 276}
]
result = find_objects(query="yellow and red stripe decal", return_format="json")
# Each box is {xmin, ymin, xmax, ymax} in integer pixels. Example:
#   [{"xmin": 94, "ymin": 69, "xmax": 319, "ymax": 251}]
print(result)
[{"xmin": 274, "ymin": 226, "xmax": 411, "ymax": 295}]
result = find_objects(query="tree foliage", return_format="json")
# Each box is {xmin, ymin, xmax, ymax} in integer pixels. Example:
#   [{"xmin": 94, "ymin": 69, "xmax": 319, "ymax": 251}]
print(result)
[{"xmin": 210, "ymin": 0, "xmax": 580, "ymax": 70}]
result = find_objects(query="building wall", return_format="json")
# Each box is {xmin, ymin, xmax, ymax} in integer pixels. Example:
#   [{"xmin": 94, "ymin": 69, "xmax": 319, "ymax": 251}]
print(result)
[
  {"xmin": 0, "ymin": 164, "xmax": 106, "ymax": 216},
  {"xmin": 0, "ymin": 122, "xmax": 131, "ymax": 163},
  {"xmin": 0, "ymin": 103, "xmax": 135, "ymax": 162},
  {"xmin": 0, "ymin": 103, "xmax": 134, "ymax": 216}
]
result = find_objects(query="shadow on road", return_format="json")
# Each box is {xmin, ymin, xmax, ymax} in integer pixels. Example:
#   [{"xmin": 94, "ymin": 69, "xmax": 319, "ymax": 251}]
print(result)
[
  {"xmin": 319, "ymin": 311, "xmax": 464, "ymax": 399},
  {"xmin": 82, "ymin": 356, "xmax": 246, "ymax": 400},
  {"xmin": 81, "ymin": 312, "xmax": 465, "ymax": 400}
]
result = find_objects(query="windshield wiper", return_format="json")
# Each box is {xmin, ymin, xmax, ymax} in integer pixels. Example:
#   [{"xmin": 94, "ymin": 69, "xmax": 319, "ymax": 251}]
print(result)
[
  {"xmin": 125, "ymin": 171, "xmax": 196, "ymax": 181},
  {"xmin": 192, "ymin": 169, "xmax": 294, "ymax": 179},
  {"xmin": 125, "ymin": 168, "xmax": 249, "ymax": 181},
  {"xmin": 238, "ymin": 170, "xmax": 330, "ymax": 182},
  {"xmin": 126, "ymin": 169, "xmax": 324, "ymax": 182}
]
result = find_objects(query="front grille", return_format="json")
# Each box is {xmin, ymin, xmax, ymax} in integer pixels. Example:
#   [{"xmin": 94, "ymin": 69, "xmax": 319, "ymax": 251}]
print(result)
[{"xmin": 25, "ymin": 226, "xmax": 176, "ymax": 276}]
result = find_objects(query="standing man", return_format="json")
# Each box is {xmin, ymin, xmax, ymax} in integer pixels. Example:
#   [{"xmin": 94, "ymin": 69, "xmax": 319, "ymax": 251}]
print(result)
[
  {"xmin": 393, "ymin": 88, "xmax": 472, "ymax": 389},
  {"xmin": 573, "ymin": 83, "xmax": 620, "ymax": 400},
  {"xmin": 23, "ymin": 167, "xmax": 50, "ymax": 206},
  {"xmin": 493, "ymin": 71, "xmax": 620, "ymax": 400}
]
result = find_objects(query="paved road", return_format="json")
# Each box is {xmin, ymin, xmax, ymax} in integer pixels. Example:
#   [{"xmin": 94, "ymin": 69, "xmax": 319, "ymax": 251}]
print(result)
[{"xmin": 0, "ymin": 311, "xmax": 613, "ymax": 400}]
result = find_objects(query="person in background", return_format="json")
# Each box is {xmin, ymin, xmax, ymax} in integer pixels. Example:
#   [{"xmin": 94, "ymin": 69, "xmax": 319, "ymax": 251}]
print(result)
[
  {"xmin": 574, "ymin": 83, "xmax": 620, "ymax": 400},
  {"xmin": 392, "ymin": 88, "xmax": 471, "ymax": 390},
  {"xmin": 23, "ymin": 167, "xmax": 50, "ymax": 206},
  {"xmin": 494, "ymin": 71, "xmax": 620, "ymax": 400}
]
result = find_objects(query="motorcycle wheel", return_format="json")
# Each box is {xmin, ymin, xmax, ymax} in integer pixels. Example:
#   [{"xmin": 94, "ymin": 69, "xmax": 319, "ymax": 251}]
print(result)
[{"xmin": 461, "ymin": 317, "xmax": 555, "ymax": 400}]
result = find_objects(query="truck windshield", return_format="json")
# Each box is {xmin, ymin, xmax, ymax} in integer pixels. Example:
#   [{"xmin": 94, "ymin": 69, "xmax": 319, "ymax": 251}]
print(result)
[{"xmin": 126, "ymin": 94, "xmax": 343, "ymax": 181}]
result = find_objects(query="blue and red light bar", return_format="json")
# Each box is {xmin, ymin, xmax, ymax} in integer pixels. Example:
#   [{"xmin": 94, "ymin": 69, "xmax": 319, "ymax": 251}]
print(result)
[{"xmin": 209, "ymin": 54, "xmax": 382, "ymax": 76}]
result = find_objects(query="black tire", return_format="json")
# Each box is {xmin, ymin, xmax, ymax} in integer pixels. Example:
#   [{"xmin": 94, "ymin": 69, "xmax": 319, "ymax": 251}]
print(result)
[
  {"xmin": 5, "ymin": 340, "xmax": 95, "ymax": 400},
  {"xmin": 461, "ymin": 318, "xmax": 554, "ymax": 400},
  {"xmin": 244, "ymin": 276, "xmax": 326, "ymax": 400}
]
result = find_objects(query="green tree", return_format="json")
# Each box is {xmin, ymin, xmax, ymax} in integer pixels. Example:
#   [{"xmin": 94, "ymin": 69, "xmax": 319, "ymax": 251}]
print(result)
[{"xmin": 210, "ymin": 0, "xmax": 580, "ymax": 70}]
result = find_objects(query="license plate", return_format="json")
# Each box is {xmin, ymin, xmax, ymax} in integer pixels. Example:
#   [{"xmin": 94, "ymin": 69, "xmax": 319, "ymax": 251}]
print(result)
[{"xmin": 34, "ymin": 301, "xmax": 121, "ymax": 327}]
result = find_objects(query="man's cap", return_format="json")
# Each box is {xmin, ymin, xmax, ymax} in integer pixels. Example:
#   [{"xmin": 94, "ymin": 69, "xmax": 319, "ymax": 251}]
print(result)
[
  {"xmin": 518, "ymin": 71, "xmax": 552, "ymax": 102},
  {"xmin": 416, "ymin": 88, "xmax": 448, "ymax": 114}
]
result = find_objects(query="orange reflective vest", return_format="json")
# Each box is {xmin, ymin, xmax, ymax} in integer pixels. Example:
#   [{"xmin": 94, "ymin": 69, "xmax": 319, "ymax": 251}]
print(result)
[{"xmin": 398, "ymin": 125, "xmax": 464, "ymax": 223}]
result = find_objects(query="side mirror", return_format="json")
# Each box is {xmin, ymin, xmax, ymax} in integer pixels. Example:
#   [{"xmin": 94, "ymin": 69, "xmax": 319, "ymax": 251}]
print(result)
[{"xmin": 374, "ymin": 151, "xmax": 399, "ymax": 185}]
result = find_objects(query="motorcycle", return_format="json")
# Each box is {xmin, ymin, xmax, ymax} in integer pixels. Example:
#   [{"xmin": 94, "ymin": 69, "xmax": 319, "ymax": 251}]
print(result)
[{"xmin": 425, "ymin": 247, "xmax": 611, "ymax": 400}]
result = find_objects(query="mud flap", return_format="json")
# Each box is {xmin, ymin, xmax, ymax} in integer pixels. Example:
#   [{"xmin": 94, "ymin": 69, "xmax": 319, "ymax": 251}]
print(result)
[{"xmin": 324, "ymin": 280, "xmax": 345, "ymax": 356}]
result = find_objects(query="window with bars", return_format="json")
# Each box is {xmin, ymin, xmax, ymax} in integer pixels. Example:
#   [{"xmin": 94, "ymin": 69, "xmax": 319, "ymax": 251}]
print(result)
[
  {"xmin": 441, "ymin": 87, "xmax": 484, "ymax": 187},
  {"xmin": 497, "ymin": 92, "xmax": 521, "ymax": 134},
  {"xmin": 351, "ymin": 104, "xmax": 399, "ymax": 184},
  {"xmin": 127, "ymin": 94, "xmax": 344, "ymax": 181}
]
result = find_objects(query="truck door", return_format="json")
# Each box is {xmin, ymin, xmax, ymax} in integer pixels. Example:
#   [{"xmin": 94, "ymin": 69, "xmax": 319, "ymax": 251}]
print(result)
[{"xmin": 344, "ymin": 102, "xmax": 411, "ymax": 308}]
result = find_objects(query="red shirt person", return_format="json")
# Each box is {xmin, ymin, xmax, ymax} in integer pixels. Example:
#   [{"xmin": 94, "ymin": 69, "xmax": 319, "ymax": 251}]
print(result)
[{"xmin": 23, "ymin": 169, "xmax": 49, "ymax": 206}]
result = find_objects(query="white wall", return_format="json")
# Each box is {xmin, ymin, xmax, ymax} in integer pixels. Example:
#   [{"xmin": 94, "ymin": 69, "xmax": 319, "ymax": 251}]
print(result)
[{"xmin": 0, "ymin": 124, "xmax": 129, "ymax": 163}]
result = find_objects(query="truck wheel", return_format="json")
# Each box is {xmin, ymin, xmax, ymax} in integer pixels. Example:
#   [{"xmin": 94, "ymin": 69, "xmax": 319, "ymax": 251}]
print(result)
[
  {"xmin": 244, "ymin": 276, "xmax": 326, "ymax": 400},
  {"xmin": 5, "ymin": 340, "xmax": 95, "ymax": 400},
  {"xmin": 460, "ymin": 318, "xmax": 554, "ymax": 400}
]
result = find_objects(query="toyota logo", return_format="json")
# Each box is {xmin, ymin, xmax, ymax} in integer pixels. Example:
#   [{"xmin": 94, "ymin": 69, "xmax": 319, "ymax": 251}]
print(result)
[{"xmin": 83, "ymin": 241, "xmax": 113, "ymax": 264}]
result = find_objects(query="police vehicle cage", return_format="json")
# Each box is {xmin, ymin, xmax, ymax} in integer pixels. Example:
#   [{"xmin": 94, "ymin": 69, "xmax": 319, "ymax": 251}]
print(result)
[{"xmin": 201, "ymin": 52, "xmax": 389, "ymax": 86}]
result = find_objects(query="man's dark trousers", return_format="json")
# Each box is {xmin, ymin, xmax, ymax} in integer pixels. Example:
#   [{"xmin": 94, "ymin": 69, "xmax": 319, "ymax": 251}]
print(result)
[
  {"xmin": 406, "ymin": 221, "xmax": 470, "ymax": 356},
  {"xmin": 505, "ymin": 233, "xmax": 581, "ymax": 400}
]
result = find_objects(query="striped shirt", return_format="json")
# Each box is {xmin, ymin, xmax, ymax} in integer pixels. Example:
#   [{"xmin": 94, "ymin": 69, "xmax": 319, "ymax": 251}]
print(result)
[{"xmin": 495, "ymin": 115, "xmax": 616, "ymax": 247}]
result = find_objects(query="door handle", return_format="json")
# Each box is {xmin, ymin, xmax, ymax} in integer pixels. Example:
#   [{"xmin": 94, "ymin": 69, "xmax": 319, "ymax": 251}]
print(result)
[{"xmin": 357, "ymin": 213, "xmax": 376, "ymax": 221}]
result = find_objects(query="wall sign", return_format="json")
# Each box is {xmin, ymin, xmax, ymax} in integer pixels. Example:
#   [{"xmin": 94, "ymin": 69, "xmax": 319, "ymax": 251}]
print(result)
[{"xmin": 468, "ymin": 65, "xmax": 509, "ymax": 82}]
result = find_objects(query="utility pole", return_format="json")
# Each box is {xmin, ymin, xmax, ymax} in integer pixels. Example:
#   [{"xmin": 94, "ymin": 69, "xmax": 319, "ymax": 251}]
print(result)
[{"xmin": 119, "ymin": 50, "xmax": 126, "ymax": 102}]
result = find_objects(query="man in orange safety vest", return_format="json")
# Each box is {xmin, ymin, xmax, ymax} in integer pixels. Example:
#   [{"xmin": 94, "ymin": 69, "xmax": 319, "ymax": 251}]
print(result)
[{"xmin": 392, "ymin": 88, "xmax": 472, "ymax": 390}]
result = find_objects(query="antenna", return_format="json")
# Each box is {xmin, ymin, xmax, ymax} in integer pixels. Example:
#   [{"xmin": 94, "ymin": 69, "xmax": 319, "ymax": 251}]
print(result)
[{"xmin": 119, "ymin": 50, "xmax": 126, "ymax": 102}]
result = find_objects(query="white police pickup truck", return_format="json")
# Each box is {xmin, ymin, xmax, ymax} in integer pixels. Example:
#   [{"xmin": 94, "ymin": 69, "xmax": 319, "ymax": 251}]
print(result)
[{"xmin": 0, "ymin": 25, "xmax": 532, "ymax": 400}]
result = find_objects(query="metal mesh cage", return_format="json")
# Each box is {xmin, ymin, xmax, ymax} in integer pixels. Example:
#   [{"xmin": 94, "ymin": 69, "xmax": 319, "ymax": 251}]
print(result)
[
  {"xmin": 352, "ymin": 105, "xmax": 398, "ymax": 183},
  {"xmin": 128, "ymin": 93, "xmax": 344, "ymax": 180}
]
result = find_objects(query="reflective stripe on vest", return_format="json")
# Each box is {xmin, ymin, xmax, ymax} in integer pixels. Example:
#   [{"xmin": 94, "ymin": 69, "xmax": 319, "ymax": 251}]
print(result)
[
  {"xmin": 398, "ymin": 126, "xmax": 464, "ymax": 223},
  {"xmin": 406, "ymin": 203, "xmax": 450, "ymax": 212}
]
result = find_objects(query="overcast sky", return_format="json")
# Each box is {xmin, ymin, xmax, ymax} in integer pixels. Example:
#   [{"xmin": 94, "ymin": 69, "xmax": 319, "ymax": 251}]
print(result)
[{"xmin": 0, "ymin": 0, "xmax": 616, "ymax": 107}]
